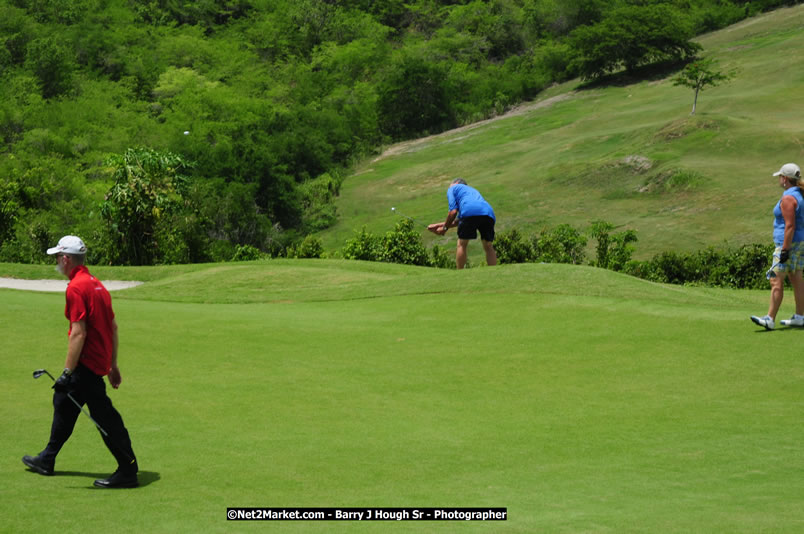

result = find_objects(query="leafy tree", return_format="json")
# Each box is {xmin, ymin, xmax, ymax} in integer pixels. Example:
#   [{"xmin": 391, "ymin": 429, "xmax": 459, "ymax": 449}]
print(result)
[
  {"xmin": 131, "ymin": 0, "xmax": 253, "ymax": 28},
  {"xmin": 0, "ymin": 5, "xmax": 36, "ymax": 65},
  {"xmin": 25, "ymin": 37, "xmax": 75, "ymax": 98},
  {"xmin": 17, "ymin": 0, "xmax": 90, "ymax": 24},
  {"xmin": 444, "ymin": 0, "xmax": 527, "ymax": 60},
  {"xmin": 377, "ymin": 51, "xmax": 454, "ymax": 139},
  {"xmin": 672, "ymin": 57, "xmax": 733, "ymax": 114},
  {"xmin": 524, "ymin": 0, "xmax": 607, "ymax": 38},
  {"xmin": 0, "ymin": 180, "xmax": 20, "ymax": 245},
  {"xmin": 197, "ymin": 180, "xmax": 271, "ymax": 249},
  {"xmin": 570, "ymin": 4, "xmax": 701, "ymax": 80},
  {"xmin": 100, "ymin": 147, "xmax": 193, "ymax": 265}
]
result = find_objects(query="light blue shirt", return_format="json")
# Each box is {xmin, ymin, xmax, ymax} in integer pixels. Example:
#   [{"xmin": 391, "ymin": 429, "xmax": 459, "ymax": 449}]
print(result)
[{"xmin": 773, "ymin": 186, "xmax": 804, "ymax": 245}]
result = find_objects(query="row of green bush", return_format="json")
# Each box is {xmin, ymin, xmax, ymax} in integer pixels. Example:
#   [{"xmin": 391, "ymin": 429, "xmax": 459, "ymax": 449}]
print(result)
[
  {"xmin": 337, "ymin": 219, "xmax": 776, "ymax": 290},
  {"xmin": 341, "ymin": 220, "xmax": 455, "ymax": 269},
  {"xmin": 494, "ymin": 222, "xmax": 774, "ymax": 289}
]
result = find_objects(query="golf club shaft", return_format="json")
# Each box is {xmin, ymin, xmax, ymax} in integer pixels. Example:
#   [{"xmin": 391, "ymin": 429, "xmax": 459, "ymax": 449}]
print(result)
[
  {"xmin": 766, "ymin": 259, "xmax": 783, "ymax": 279},
  {"xmin": 39, "ymin": 370, "xmax": 110, "ymax": 436},
  {"xmin": 33, "ymin": 370, "xmax": 137, "ymax": 465},
  {"xmin": 34, "ymin": 368, "xmax": 137, "ymax": 464}
]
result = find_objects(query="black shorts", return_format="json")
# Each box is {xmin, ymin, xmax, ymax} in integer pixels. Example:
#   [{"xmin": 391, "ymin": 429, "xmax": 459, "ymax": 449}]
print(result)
[{"xmin": 457, "ymin": 216, "xmax": 495, "ymax": 241}]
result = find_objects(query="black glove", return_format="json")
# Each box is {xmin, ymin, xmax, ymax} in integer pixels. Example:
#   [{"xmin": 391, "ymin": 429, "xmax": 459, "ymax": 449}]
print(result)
[
  {"xmin": 780, "ymin": 249, "xmax": 790, "ymax": 264},
  {"xmin": 53, "ymin": 369, "xmax": 73, "ymax": 393}
]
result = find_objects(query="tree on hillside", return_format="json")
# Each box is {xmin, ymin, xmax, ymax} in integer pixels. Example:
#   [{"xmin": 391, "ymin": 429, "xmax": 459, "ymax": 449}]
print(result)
[
  {"xmin": 377, "ymin": 52, "xmax": 453, "ymax": 139},
  {"xmin": 672, "ymin": 57, "xmax": 733, "ymax": 114},
  {"xmin": 25, "ymin": 37, "xmax": 75, "ymax": 98},
  {"xmin": 569, "ymin": 4, "xmax": 701, "ymax": 80},
  {"xmin": 101, "ymin": 147, "xmax": 195, "ymax": 265}
]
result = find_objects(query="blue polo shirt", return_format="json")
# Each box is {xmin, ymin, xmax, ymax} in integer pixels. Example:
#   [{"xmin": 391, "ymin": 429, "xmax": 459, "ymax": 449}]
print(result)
[
  {"xmin": 773, "ymin": 187, "xmax": 804, "ymax": 245},
  {"xmin": 447, "ymin": 184, "xmax": 495, "ymax": 221}
]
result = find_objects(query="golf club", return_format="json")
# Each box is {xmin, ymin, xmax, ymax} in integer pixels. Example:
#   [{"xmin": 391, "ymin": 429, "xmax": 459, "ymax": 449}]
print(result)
[
  {"xmin": 390, "ymin": 207, "xmax": 429, "ymax": 229},
  {"xmin": 766, "ymin": 262, "xmax": 779, "ymax": 280},
  {"xmin": 766, "ymin": 256, "xmax": 785, "ymax": 280},
  {"xmin": 33, "ymin": 369, "xmax": 108, "ymax": 436},
  {"xmin": 32, "ymin": 368, "xmax": 136, "ymax": 465}
]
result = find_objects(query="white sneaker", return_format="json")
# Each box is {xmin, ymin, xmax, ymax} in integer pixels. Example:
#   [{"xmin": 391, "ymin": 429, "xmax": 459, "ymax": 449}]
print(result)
[
  {"xmin": 780, "ymin": 314, "xmax": 804, "ymax": 327},
  {"xmin": 750, "ymin": 315, "xmax": 775, "ymax": 330}
]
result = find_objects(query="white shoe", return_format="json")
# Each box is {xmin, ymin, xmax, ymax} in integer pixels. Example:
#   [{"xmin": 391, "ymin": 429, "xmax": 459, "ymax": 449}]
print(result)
[
  {"xmin": 780, "ymin": 314, "xmax": 804, "ymax": 327},
  {"xmin": 750, "ymin": 315, "xmax": 775, "ymax": 330}
]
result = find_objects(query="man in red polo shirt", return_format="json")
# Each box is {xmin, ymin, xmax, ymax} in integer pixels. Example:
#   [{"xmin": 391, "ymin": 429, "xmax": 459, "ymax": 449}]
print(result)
[{"xmin": 22, "ymin": 235, "xmax": 139, "ymax": 488}]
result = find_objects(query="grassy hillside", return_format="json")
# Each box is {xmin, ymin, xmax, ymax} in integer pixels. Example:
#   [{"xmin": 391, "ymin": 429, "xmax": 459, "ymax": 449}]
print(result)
[
  {"xmin": 3, "ymin": 261, "xmax": 802, "ymax": 533},
  {"xmin": 318, "ymin": 4, "xmax": 804, "ymax": 262}
]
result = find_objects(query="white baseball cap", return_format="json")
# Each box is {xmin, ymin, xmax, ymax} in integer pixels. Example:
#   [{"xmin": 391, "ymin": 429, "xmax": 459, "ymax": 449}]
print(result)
[
  {"xmin": 773, "ymin": 163, "xmax": 801, "ymax": 180},
  {"xmin": 47, "ymin": 235, "xmax": 87, "ymax": 255}
]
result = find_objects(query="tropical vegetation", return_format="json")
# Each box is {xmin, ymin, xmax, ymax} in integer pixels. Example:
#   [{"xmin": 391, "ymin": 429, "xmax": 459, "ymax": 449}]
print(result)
[{"xmin": 2, "ymin": 0, "xmax": 798, "ymax": 265}]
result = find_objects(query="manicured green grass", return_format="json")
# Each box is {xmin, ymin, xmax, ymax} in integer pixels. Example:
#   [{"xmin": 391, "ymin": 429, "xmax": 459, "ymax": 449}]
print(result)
[
  {"xmin": 319, "ymin": 4, "xmax": 804, "ymax": 263},
  {"xmin": 2, "ymin": 260, "xmax": 802, "ymax": 533}
]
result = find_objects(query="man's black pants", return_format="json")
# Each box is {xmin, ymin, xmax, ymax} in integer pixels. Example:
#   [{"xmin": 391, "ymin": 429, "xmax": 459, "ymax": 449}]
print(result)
[{"xmin": 40, "ymin": 365, "xmax": 137, "ymax": 474}]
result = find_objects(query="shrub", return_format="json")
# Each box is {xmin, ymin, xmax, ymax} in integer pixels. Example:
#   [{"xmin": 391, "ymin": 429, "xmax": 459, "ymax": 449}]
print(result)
[
  {"xmin": 343, "ymin": 226, "xmax": 383, "ymax": 261},
  {"xmin": 290, "ymin": 235, "xmax": 324, "ymax": 259},
  {"xmin": 342, "ymin": 220, "xmax": 432, "ymax": 266},
  {"xmin": 380, "ymin": 219, "xmax": 430, "ymax": 266},
  {"xmin": 430, "ymin": 243, "xmax": 454, "ymax": 269},
  {"xmin": 722, "ymin": 243, "xmax": 773, "ymax": 289},
  {"xmin": 231, "ymin": 244, "xmax": 263, "ymax": 262},
  {"xmin": 627, "ymin": 243, "xmax": 774, "ymax": 289},
  {"xmin": 534, "ymin": 224, "xmax": 587, "ymax": 264},
  {"xmin": 588, "ymin": 221, "xmax": 637, "ymax": 271},
  {"xmin": 495, "ymin": 228, "xmax": 534, "ymax": 264}
]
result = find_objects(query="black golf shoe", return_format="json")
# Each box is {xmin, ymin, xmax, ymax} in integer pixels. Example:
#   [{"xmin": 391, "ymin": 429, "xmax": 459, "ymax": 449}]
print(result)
[
  {"xmin": 22, "ymin": 455, "xmax": 54, "ymax": 476},
  {"xmin": 94, "ymin": 470, "xmax": 138, "ymax": 489}
]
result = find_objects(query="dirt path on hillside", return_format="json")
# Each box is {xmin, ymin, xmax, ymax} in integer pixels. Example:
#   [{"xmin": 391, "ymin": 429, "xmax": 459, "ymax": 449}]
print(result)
[{"xmin": 372, "ymin": 92, "xmax": 574, "ymax": 163}]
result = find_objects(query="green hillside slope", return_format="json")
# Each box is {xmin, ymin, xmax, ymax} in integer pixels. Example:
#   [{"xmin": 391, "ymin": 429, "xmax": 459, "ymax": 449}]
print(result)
[{"xmin": 319, "ymin": 4, "xmax": 804, "ymax": 261}]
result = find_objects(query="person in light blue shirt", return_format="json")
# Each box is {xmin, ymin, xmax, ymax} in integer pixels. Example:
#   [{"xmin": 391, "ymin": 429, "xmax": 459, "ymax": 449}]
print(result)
[
  {"xmin": 751, "ymin": 163, "xmax": 804, "ymax": 330},
  {"xmin": 429, "ymin": 178, "xmax": 497, "ymax": 269}
]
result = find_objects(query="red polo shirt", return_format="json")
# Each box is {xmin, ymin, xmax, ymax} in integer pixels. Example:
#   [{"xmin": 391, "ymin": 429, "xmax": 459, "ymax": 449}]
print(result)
[{"xmin": 65, "ymin": 265, "xmax": 115, "ymax": 376}]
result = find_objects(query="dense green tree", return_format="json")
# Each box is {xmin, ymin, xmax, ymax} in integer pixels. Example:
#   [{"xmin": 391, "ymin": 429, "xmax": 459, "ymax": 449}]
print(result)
[
  {"xmin": 377, "ymin": 50, "xmax": 454, "ymax": 139},
  {"xmin": 12, "ymin": 0, "xmax": 90, "ymax": 24},
  {"xmin": 0, "ymin": 5, "xmax": 36, "ymax": 65},
  {"xmin": 570, "ymin": 3, "xmax": 701, "ymax": 80},
  {"xmin": 443, "ymin": 0, "xmax": 526, "ymax": 59},
  {"xmin": 25, "ymin": 37, "xmax": 75, "ymax": 98},
  {"xmin": 0, "ymin": 180, "xmax": 20, "ymax": 245},
  {"xmin": 100, "ymin": 147, "xmax": 194, "ymax": 265},
  {"xmin": 524, "ymin": 0, "xmax": 608, "ymax": 38}
]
